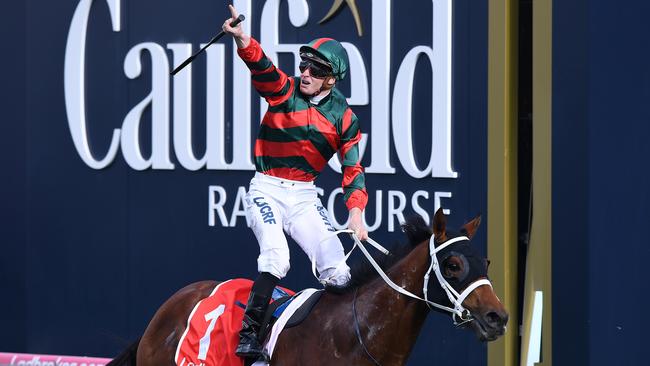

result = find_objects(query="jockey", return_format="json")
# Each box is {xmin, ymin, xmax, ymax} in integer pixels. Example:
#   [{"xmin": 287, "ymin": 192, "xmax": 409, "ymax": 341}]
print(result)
[{"xmin": 222, "ymin": 4, "xmax": 369, "ymax": 360}]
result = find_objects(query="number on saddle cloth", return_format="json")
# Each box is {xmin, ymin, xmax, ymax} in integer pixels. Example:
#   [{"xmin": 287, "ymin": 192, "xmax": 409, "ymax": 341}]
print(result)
[{"xmin": 174, "ymin": 279, "xmax": 296, "ymax": 366}]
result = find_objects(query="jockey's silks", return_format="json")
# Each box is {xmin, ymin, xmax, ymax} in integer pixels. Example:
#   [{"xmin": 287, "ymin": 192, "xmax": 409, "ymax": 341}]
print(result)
[{"xmin": 237, "ymin": 38, "xmax": 367, "ymax": 211}]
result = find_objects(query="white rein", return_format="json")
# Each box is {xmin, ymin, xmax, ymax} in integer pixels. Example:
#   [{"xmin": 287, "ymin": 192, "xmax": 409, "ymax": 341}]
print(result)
[{"xmin": 313, "ymin": 230, "xmax": 492, "ymax": 325}]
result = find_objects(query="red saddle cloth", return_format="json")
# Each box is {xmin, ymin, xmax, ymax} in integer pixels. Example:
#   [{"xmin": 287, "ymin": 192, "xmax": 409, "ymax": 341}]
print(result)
[{"xmin": 175, "ymin": 279, "xmax": 294, "ymax": 366}]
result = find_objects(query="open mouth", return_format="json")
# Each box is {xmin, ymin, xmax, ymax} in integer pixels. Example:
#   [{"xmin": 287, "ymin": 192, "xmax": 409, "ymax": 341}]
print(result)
[{"xmin": 301, "ymin": 79, "xmax": 311, "ymax": 86}]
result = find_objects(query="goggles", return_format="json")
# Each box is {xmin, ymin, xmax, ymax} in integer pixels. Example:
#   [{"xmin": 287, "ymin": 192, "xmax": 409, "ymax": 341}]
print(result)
[{"xmin": 299, "ymin": 52, "xmax": 332, "ymax": 79}]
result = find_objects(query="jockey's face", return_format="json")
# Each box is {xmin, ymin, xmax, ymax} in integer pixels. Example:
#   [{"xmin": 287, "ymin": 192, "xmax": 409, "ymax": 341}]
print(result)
[
  {"xmin": 299, "ymin": 56, "xmax": 335, "ymax": 96},
  {"xmin": 299, "ymin": 67, "xmax": 328, "ymax": 96}
]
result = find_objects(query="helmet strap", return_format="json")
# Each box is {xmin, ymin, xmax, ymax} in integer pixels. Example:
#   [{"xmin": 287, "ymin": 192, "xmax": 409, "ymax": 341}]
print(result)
[{"xmin": 309, "ymin": 76, "xmax": 335, "ymax": 99}]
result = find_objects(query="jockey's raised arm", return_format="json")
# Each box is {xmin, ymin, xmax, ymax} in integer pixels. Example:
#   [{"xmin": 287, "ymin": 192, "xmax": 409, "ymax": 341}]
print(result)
[
  {"xmin": 223, "ymin": 4, "xmax": 292, "ymax": 106},
  {"xmin": 236, "ymin": 38, "xmax": 293, "ymax": 106}
]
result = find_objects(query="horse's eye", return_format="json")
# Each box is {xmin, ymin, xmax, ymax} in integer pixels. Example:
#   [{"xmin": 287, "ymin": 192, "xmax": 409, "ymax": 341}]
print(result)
[{"xmin": 448, "ymin": 263, "xmax": 460, "ymax": 271}]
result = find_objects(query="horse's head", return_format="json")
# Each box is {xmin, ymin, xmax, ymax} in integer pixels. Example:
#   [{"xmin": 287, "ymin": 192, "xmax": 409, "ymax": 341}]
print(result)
[{"xmin": 425, "ymin": 208, "xmax": 508, "ymax": 342}]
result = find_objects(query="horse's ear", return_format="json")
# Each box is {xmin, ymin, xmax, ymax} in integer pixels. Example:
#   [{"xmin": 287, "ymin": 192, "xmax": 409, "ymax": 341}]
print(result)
[
  {"xmin": 433, "ymin": 208, "xmax": 447, "ymax": 241},
  {"xmin": 461, "ymin": 215, "xmax": 482, "ymax": 240}
]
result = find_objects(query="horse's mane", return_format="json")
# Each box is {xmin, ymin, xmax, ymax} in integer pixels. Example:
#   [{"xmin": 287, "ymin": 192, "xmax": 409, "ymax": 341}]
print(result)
[{"xmin": 325, "ymin": 215, "xmax": 432, "ymax": 294}]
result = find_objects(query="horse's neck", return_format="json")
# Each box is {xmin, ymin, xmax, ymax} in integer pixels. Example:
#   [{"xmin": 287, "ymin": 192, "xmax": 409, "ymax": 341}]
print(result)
[{"xmin": 356, "ymin": 242, "xmax": 432, "ymax": 364}]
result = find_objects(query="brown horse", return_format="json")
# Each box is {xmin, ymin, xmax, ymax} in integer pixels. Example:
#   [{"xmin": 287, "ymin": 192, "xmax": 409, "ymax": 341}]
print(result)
[{"xmin": 108, "ymin": 209, "xmax": 508, "ymax": 365}]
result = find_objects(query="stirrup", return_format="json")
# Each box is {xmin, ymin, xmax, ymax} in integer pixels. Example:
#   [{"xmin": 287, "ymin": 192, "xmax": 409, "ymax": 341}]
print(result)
[
  {"xmin": 237, "ymin": 348, "xmax": 269, "ymax": 362},
  {"xmin": 235, "ymin": 332, "xmax": 264, "ymax": 359},
  {"xmin": 242, "ymin": 352, "xmax": 270, "ymax": 366},
  {"xmin": 255, "ymin": 351, "xmax": 270, "ymax": 363},
  {"xmin": 235, "ymin": 345, "xmax": 262, "ymax": 358}
]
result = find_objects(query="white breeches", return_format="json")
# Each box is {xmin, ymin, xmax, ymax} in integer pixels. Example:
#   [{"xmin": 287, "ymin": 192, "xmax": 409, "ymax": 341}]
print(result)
[{"xmin": 244, "ymin": 172, "xmax": 351, "ymax": 286}]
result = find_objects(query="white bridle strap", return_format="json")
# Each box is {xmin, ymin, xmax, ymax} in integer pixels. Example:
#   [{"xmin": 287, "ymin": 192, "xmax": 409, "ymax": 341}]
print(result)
[
  {"xmin": 424, "ymin": 235, "xmax": 492, "ymax": 322},
  {"xmin": 432, "ymin": 236, "xmax": 469, "ymax": 254},
  {"xmin": 424, "ymin": 236, "xmax": 469, "ymax": 304},
  {"xmin": 312, "ymin": 231, "xmax": 493, "ymax": 323},
  {"xmin": 457, "ymin": 279, "xmax": 492, "ymax": 305}
]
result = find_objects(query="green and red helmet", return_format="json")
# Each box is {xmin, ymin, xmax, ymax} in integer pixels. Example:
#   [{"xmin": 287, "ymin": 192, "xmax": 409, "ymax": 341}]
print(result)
[{"xmin": 299, "ymin": 38, "xmax": 349, "ymax": 81}]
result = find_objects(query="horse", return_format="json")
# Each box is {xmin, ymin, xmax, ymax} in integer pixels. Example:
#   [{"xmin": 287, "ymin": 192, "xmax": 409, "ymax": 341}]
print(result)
[{"xmin": 108, "ymin": 209, "xmax": 508, "ymax": 365}]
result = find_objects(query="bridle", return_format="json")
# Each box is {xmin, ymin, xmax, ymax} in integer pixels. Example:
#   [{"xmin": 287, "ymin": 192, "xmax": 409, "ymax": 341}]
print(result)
[
  {"xmin": 315, "ymin": 231, "xmax": 493, "ymax": 365},
  {"xmin": 334, "ymin": 231, "xmax": 492, "ymax": 322},
  {"xmin": 423, "ymin": 235, "xmax": 492, "ymax": 324}
]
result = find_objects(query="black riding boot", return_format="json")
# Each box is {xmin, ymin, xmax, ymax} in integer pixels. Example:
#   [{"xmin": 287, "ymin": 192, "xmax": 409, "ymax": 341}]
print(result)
[{"xmin": 235, "ymin": 272, "xmax": 279, "ymax": 359}]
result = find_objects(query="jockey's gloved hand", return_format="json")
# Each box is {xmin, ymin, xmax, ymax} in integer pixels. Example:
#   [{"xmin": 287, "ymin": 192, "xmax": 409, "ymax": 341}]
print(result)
[{"xmin": 348, "ymin": 207, "xmax": 368, "ymax": 241}]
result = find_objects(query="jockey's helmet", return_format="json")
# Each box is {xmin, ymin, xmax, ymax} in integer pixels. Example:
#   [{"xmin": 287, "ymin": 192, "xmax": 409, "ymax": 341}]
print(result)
[{"xmin": 299, "ymin": 38, "xmax": 349, "ymax": 81}]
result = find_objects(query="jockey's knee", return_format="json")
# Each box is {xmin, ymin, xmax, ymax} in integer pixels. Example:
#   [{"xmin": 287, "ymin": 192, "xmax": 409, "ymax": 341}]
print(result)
[
  {"xmin": 319, "ymin": 266, "xmax": 351, "ymax": 287},
  {"xmin": 257, "ymin": 248, "xmax": 290, "ymax": 279}
]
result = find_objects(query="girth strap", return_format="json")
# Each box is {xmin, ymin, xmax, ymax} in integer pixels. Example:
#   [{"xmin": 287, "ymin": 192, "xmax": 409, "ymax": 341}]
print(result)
[{"xmin": 353, "ymin": 288, "xmax": 382, "ymax": 366}]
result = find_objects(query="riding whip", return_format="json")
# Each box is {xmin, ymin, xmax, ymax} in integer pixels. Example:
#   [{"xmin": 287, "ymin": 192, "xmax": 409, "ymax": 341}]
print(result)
[{"xmin": 170, "ymin": 14, "xmax": 245, "ymax": 75}]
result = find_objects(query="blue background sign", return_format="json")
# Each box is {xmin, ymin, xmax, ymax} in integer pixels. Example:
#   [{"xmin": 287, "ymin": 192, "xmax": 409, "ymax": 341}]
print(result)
[{"xmin": 1, "ymin": 1, "xmax": 488, "ymax": 364}]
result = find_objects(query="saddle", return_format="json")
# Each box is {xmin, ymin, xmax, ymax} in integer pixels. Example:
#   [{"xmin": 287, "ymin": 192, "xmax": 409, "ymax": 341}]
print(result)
[{"xmin": 236, "ymin": 287, "xmax": 324, "ymax": 343}]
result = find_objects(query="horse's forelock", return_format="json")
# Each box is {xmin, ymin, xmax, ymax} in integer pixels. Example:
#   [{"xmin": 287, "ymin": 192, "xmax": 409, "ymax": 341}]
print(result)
[{"xmin": 401, "ymin": 215, "xmax": 433, "ymax": 246}]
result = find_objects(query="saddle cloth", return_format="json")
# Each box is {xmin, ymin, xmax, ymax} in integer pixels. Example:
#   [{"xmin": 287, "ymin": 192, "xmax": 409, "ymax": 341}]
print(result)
[{"xmin": 175, "ymin": 279, "xmax": 318, "ymax": 366}]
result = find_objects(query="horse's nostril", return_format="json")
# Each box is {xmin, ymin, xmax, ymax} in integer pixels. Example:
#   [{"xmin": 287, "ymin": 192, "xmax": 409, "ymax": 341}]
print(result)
[{"xmin": 485, "ymin": 311, "xmax": 508, "ymax": 328}]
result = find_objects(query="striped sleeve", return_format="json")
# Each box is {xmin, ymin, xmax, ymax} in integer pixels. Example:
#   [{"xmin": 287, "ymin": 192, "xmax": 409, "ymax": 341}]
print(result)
[
  {"xmin": 339, "ymin": 108, "xmax": 368, "ymax": 211},
  {"xmin": 237, "ymin": 37, "xmax": 293, "ymax": 106}
]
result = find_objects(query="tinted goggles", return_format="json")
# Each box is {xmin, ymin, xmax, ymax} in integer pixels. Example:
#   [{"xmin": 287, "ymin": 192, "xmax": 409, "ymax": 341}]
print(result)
[{"xmin": 299, "ymin": 53, "xmax": 332, "ymax": 78}]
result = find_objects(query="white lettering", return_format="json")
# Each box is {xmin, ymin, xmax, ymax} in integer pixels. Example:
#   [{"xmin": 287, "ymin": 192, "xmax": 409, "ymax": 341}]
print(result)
[
  {"xmin": 411, "ymin": 190, "xmax": 430, "ymax": 224},
  {"xmin": 122, "ymin": 42, "xmax": 174, "ymax": 170},
  {"xmin": 205, "ymin": 45, "xmax": 229, "ymax": 169},
  {"xmin": 366, "ymin": 0, "xmax": 395, "ymax": 174},
  {"xmin": 208, "ymin": 186, "xmax": 229, "ymax": 227},
  {"xmin": 392, "ymin": 0, "xmax": 457, "ymax": 178},
  {"xmin": 64, "ymin": 0, "xmax": 121, "ymax": 169},
  {"xmin": 387, "ymin": 190, "xmax": 406, "ymax": 232},
  {"xmin": 168, "ymin": 43, "xmax": 207, "ymax": 170},
  {"xmin": 208, "ymin": 186, "xmax": 456, "ymax": 233},
  {"xmin": 229, "ymin": 186, "xmax": 248, "ymax": 226},
  {"xmin": 64, "ymin": 0, "xmax": 460, "ymax": 179},
  {"xmin": 342, "ymin": 43, "xmax": 370, "ymax": 106},
  {"xmin": 230, "ymin": 0, "xmax": 255, "ymax": 170},
  {"xmin": 5, "ymin": 355, "xmax": 108, "ymax": 366}
]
